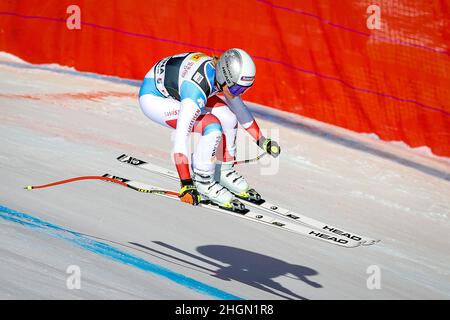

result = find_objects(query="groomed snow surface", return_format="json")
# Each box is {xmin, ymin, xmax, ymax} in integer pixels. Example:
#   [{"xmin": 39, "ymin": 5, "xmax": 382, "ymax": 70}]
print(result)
[{"xmin": 0, "ymin": 52, "xmax": 449, "ymax": 300}]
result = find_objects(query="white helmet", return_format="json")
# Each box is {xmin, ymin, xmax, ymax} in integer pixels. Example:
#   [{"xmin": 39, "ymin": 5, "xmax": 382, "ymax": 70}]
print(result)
[{"xmin": 216, "ymin": 48, "xmax": 256, "ymax": 95}]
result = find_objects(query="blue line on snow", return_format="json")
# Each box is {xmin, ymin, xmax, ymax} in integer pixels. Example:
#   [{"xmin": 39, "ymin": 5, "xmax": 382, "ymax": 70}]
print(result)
[{"xmin": 0, "ymin": 204, "xmax": 241, "ymax": 300}]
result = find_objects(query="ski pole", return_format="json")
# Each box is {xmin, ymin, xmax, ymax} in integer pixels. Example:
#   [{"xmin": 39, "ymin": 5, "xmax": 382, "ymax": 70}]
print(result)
[
  {"xmin": 232, "ymin": 152, "xmax": 267, "ymax": 165},
  {"xmin": 24, "ymin": 175, "xmax": 180, "ymax": 197},
  {"xmin": 24, "ymin": 175, "xmax": 129, "ymax": 190}
]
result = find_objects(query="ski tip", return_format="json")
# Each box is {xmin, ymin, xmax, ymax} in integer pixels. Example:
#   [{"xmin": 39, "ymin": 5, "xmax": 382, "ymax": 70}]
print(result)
[{"xmin": 24, "ymin": 185, "xmax": 33, "ymax": 190}]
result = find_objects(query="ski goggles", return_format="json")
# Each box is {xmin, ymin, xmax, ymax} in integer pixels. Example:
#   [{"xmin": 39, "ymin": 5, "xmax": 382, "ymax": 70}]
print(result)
[{"xmin": 228, "ymin": 83, "xmax": 251, "ymax": 96}]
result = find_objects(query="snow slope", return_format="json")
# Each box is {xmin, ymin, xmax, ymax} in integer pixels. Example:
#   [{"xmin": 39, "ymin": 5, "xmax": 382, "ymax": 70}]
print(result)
[{"xmin": 0, "ymin": 52, "xmax": 449, "ymax": 299}]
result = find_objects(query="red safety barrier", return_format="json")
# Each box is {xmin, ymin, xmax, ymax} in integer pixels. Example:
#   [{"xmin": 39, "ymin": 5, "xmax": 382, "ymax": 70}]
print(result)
[{"xmin": 1, "ymin": 0, "xmax": 449, "ymax": 156}]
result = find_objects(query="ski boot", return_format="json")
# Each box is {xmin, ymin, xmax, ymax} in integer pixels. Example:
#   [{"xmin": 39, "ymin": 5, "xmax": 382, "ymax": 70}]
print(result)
[
  {"xmin": 215, "ymin": 162, "xmax": 263, "ymax": 204},
  {"xmin": 193, "ymin": 171, "xmax": 247, "ymax": 213}
]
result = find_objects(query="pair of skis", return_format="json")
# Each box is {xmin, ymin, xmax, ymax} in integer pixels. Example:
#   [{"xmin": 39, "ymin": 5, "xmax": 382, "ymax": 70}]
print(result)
[{"xmin": 111, "ymin": 154, "xmax": 379, "ymax": 248}]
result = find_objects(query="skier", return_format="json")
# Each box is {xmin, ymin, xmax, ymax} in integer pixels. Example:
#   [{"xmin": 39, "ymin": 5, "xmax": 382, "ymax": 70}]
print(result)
[{"xmin": 138, "ymin": 49, "xmax": 281, "ymax": 211}]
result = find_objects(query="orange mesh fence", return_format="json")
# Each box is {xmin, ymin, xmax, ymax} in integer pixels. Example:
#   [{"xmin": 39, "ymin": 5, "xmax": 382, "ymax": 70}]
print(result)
[{"xmin": 1, "ymin": 0, "xmax": 449, "ymax": 156}]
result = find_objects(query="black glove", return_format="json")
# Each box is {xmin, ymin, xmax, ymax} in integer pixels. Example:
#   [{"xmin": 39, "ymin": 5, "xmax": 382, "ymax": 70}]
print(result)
[
  {"xmin": 257, "ymin": 137, "xmax": 281, "ymax": 158},
  {"xmin": 179, "ymin": 179, "xmax": 201, "ymax": 206}
]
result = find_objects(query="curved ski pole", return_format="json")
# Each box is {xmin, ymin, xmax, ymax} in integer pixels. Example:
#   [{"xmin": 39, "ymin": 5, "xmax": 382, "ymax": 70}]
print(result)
[
  {"xmin": 232, "ymin": 152, "xmax": 267, "ymax": 165},
  {"xmin": 24, "ymin": 175, "xmax": 180, "ymax": 197},
  {"xmin": 24, "ymin": 175, "xmax": 129, "ymax": 190}
]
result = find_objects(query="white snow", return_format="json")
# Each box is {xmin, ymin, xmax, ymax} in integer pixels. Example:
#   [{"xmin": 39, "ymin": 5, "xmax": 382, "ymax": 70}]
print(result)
[{"xmin": 0, "ymin": 53, "xmax": 449, "ymax": 299}]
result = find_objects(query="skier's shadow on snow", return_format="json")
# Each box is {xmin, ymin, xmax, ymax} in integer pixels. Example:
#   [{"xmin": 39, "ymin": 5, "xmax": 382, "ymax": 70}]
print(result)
[{"xmin": 130, "ymin": 241, "xmax": 321, "ymax": 300}]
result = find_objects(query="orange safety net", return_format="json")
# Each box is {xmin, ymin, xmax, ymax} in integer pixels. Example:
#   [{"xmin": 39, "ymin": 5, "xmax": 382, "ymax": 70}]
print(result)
[{"xmin": 1, "ymin": 0, "xmax": 449, "ymax": 156}]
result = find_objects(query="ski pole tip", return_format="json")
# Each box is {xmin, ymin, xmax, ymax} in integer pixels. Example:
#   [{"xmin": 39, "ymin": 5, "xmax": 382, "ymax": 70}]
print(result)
[{"xmin": 24, "ymin": 185, "xmax": 33, "ymax": 190}]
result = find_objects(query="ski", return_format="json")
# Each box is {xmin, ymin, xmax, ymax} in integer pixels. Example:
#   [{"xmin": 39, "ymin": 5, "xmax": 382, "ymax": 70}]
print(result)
[
  {"xmin": 116, "ymin": 154, "xmax": 379, "ymax": 246},
  {"xmin": 102, "ymin": 173, "xmax": 361, "ymax": 248}
]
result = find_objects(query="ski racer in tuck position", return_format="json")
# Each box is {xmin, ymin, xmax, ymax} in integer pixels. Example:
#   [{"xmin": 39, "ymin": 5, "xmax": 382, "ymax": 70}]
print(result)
[{"xmin": 138, "ymin": 48, "xmax": 281, "ymax": 211}]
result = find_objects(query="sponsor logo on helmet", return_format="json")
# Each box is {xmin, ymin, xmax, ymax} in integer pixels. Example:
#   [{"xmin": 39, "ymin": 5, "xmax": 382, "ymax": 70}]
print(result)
[
  {"xmin": 222, "ymin": 66, "xmax": 233, "ymax": 85},
  {"xmin": 241, "ymin": 76, "xmax": 254, "ymax": 81}
]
